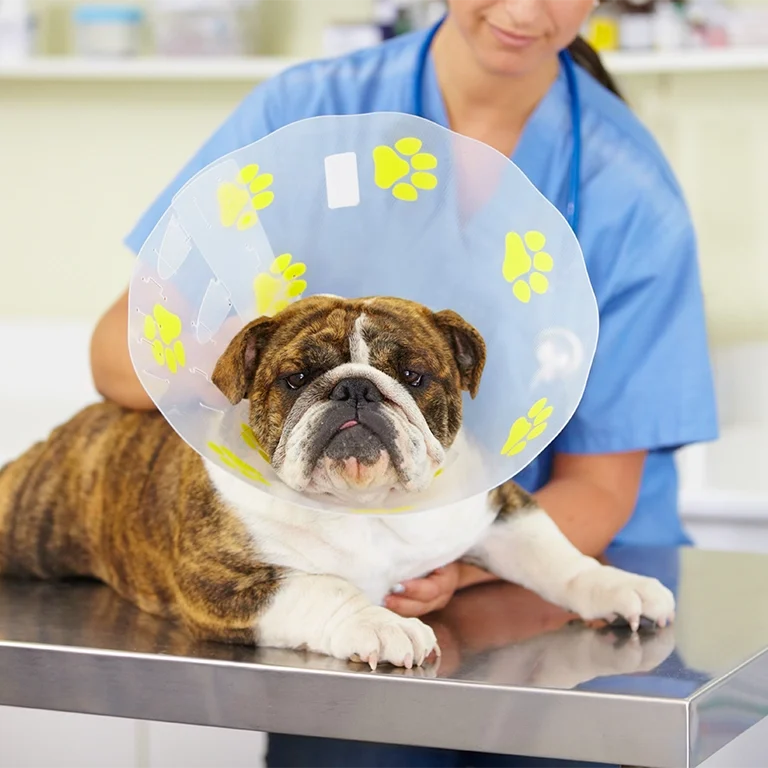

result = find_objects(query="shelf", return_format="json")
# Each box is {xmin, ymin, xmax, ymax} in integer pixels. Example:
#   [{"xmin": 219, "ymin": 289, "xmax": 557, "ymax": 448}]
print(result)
[
  {"xmin": 0, "ymin": 46, "xmax": 767, "ymax": 82},
  {"xmin": 604, "ymin": 46, "xmax": 768, "ymax": 74},
  {"xmin": 0, "ymin": 56, "xmax": 301, "ymax": 81}
]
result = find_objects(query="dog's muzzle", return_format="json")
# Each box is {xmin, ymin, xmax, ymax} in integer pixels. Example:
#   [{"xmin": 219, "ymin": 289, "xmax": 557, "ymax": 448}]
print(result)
[
  {"xmin": 309, "ymin": 377, "xmax": 401, "ymax": 469},
  {"xmin": 272, "ymin": 362, "xmax": 445, "ymax": 497}
]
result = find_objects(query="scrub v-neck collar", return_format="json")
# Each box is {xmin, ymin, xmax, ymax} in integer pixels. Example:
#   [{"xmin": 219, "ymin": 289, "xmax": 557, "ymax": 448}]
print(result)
[{"xmin": 419, "ymin": 49, "xmax": 572, "ymax": 188}]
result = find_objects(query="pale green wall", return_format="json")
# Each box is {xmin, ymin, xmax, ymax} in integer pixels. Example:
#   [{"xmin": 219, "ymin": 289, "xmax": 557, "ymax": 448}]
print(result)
[{"xmin": 1, "ymin": 1, "xmax": 767, "ymax": 347}]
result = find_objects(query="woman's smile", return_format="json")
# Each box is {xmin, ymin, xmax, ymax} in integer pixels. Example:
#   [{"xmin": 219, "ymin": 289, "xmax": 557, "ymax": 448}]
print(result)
[{"xmin": 485, "ymin": 20, "xmax": 540, "ymax": 50}]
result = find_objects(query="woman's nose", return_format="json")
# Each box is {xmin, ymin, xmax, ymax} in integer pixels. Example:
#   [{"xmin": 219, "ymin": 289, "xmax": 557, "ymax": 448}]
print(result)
[{"xmin": 501, "ymin": 0, "xmax": 540, "ymax": 26}]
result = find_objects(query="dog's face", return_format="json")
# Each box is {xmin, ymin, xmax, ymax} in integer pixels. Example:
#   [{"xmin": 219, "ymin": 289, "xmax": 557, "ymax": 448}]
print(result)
[{"xmin": 211, "ymin": 296, "xmax": 486, "ymax": 505}]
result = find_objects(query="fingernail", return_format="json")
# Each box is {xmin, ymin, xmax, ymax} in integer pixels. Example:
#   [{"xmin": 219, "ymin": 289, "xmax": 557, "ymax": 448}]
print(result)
[{"xmin": 391, "ymin": 583, "xmax": 405, "ymax": 595}]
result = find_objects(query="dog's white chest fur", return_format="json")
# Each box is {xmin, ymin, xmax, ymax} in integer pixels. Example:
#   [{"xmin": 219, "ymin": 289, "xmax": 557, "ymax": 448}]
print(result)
[{"xmin": 207, "ymin": 463, "xmax": 496, "ymax": 605}]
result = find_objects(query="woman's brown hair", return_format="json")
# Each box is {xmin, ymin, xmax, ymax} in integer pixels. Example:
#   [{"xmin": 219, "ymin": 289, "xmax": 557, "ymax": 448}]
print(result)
[{"xmin": 566, "ymin": 35, "xmax": 625, "ymax": 101}]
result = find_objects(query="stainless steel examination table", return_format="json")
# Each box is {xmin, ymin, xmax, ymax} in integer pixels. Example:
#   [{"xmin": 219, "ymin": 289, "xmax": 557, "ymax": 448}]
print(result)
[{"xmin": 0, "ymin": 547, "xmax": 766, "ymax": 768}]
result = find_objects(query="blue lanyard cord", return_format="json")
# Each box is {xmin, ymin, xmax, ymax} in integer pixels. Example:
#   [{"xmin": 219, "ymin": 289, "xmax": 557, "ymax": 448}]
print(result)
[
  {"xmin": 412, "ymin": 17, "xmax": 442, "ymax": 120},
  {"xmin": 559, "ymin": 49, "xmax": 582, "ymax": 236},
  {"xmin": 413, "ymin": 19, "xmax": 582, "ymax": 236}
]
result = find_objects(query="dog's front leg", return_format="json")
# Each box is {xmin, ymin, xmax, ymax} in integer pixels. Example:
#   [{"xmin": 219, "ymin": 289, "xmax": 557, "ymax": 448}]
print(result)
[
  {"xmin": 175, "ymin": 566, "xmax": 438, "ymax": 668},
  {"xmin": 256, "ymin": 573, "xmax": 439, "ymax": 669},
  {"xmin": 465, "ymin": 484, "xmax": 676, "ymax": 630}
]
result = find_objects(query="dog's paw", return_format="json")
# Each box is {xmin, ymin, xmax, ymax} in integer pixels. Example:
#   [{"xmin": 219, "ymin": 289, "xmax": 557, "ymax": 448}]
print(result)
[
  {"xmin": 330, "ymin": 606, "xmax": 438, "ymax": 670},
  {"xmin": 563, "ymin": 566, "xmax": 675, "ymax": 631}
]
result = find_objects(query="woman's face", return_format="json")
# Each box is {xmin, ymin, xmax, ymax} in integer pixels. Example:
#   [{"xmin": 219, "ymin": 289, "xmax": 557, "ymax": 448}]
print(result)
[{"xmin": 446, "ymin": 0, "xmax": 595, "ymax": 75}]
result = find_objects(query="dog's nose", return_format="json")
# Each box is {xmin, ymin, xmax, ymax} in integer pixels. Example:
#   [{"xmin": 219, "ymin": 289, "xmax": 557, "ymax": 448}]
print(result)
[{"xmin": 330, "ymin": 377, "xmax": 383, "ymax": 405}]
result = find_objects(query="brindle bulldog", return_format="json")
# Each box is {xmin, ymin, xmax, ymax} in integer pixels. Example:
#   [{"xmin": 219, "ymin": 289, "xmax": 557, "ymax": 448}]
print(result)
[{"xmin": 0, "ymin": 296, "xmax": 674, "ymax": 668}]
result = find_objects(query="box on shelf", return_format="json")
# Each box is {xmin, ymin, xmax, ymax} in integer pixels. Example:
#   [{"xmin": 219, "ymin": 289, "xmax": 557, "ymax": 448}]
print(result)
[
  {"xmin": 149, "ymin": 0, "xmax": 257, "ymax": 57},
  {"xmin": 71, "ymin": 4, "xmax": 143, "ymax": 58}
]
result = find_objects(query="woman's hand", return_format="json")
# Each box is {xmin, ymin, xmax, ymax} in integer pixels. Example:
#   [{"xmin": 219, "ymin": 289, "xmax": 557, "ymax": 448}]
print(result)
[
  {"xmin": 384, "ymin": 563, "xmax": 462, "ymax": 617},
  {"xmin": 385, "ymin": 561, "xmax": 499, "ymax": 618}
]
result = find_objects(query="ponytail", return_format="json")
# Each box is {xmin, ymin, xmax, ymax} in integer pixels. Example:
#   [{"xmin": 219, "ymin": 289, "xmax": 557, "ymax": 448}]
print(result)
[{"xmin": 566, "ymin": 35, "xmax": 625, "ymax": 102}]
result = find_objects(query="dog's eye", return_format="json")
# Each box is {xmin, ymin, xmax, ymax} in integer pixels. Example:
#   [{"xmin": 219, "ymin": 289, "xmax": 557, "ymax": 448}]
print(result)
[
  {"xmin": 402, "ymin": 370, "xmax": 424, "ymax": 387},
  {"xmin": 284, "ymin": 373, "xmax": 308, "ymax": 391}
]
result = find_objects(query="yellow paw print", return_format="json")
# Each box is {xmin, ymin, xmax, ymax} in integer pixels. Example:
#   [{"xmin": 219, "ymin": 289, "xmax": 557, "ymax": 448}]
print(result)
[
  {"xmin": 208, "ymin": 442, "xmax": 269, "ymax": 485},
  {"xmin": 373, "ymin": 137, "xmax": 437, "ymax": 202},
  {"xmin": 143, "ymin": 304, "xmax": 186, "ymax": 374},
  {"xmin": 217, "ymin": 164, "xmax": 274, "ymax": 231},
  {"xmin": 501, "ymin": 398, "xmax": 554, "ymax": 456},
  {"xmin": 502, "ymin": 231, "xmax": 554, "ymax": 304},
  {"xmin": 254, "ymin": 253, "xmax": 307, "ymax": 316},
  {"xmin": 240, "ymin": 423, "xmax": 270, "ymax": 462}
]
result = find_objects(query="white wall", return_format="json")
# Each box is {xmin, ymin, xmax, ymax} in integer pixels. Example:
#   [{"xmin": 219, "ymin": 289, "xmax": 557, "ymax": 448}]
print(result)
[{"xmin": 619, "ymin": 69, "xmax": 768, "ymax": 348}]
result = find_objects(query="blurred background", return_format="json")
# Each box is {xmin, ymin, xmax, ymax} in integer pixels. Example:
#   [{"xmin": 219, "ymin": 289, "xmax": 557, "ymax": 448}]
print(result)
[
  {"xmin": 1, "ymin": 0, "xmax": 768, "ymax": 551},
  {"xmin": 1, "ymin": 2, "xmax": 768, "ymax": 765}
]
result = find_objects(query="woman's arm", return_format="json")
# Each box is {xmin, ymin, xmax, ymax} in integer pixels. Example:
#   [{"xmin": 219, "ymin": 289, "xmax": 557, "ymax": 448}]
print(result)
[
  {"xmin": 96, "ymin": 87, "xmax": 285, "ymax": 411},
  {"xmin": 90, "ymin": 288, "xmax": 156, "ymax": 410},
  {"xmin": 533, "ymin": 450, "xmax": 646, "ymax": 555},
  {"xmin": 457, "ymin": 450, "xmax": 646, "ymax": 589}
]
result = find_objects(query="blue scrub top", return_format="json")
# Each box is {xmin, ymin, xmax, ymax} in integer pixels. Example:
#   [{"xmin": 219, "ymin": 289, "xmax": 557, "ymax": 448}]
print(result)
[{"xmin": 125, "ymin": 29, "xmax": 719, "ymax": 548}]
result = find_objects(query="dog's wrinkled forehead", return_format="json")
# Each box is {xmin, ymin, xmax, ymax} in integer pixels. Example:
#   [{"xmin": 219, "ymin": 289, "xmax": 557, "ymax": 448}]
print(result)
[
  {"xmin": 210, "ymin": 294, "xmax": 486, "ymax": 416},
  {"xmin": 261, "ymin": 296, "xmax": 452, "ymax": 373}
]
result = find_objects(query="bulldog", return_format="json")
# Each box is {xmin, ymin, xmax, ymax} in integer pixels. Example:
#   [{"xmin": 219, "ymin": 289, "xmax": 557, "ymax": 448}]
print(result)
[{"xmin": 0, "ymin": 295, "xmax": 674, "ymax": 668}]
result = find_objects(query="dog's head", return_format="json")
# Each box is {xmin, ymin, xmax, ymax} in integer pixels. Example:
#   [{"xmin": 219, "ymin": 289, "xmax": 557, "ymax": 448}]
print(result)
[{"xmin": 211, "ymin": 296, "xmax": 486, "ymax": 505}]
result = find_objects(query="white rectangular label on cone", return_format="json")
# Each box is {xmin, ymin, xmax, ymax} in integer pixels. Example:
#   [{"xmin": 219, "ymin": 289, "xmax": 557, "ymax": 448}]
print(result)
[{"xmin": 324, "ymin": 152, "xmax": 361, "ymax": 209}]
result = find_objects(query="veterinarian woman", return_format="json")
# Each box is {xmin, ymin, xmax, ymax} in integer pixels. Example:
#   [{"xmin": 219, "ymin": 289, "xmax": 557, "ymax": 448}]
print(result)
[{"xmin": 90, "ymin": 0, "xmax": 718, "ymax": 765}]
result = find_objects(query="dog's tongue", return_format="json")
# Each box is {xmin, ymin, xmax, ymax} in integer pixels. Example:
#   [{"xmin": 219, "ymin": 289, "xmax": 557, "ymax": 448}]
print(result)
[{"xmin": 339, "ymin": 420, "xmax": 358, "ymax": 431}]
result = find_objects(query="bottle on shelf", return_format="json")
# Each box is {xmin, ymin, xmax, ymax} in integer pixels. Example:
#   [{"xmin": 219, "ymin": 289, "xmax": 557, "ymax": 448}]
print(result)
[
  {"xmin": 372, "ymin": 0, "xmax": 398, "ymax": 40},
  {"xmin": 618, "ymin": 0, "xmax": 656, "ymax": 51},
  {"xmin": 0, "ymin": 0, "xmax": 37, "ymax": 61},
  {"xmin": 393, "ymin": 2, "xmax": 414, "ymax": 37},
  {"xmin": 585, "ymin": 0, "xmax": 621, "ymax": 51},
  {"xmin": 421, "ymin": 1, "xmax": 447, "ymax": 28},
  {"xmin": 685, "ymin": 0, "xmax": 729, "ymax": 48},
  {"xmin": 653, "ymin": 0, "xmax": 689, "ymax": 51}
]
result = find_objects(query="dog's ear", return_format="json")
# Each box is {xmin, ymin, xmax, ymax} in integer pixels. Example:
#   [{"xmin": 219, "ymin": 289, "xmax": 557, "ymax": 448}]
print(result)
[
  {"xmin": 211, "ymin": 316, "xmax": 276, "ymax": 404},
  {"xmin": 432, "ymin": 310, "xmax": 487, "ymax": 399}
]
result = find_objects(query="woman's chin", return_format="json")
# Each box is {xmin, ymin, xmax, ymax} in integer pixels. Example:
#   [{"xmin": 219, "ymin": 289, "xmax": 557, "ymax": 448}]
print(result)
[{"xmin": 479, "ymin": 49, "xmax": 548, "ymax": 78}]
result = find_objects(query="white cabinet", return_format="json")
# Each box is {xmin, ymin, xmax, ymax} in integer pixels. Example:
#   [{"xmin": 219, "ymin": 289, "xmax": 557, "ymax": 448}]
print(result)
[
  {"xmin": 0, "ymin": 708, "xmax": 269, "ymax": 768},
  {"xmin": 145, "ymin": 721, "xmax": 267, "ymax": 768},
  {"xmin": 0, "ymin": 707, "xmax": 137, "ymax": 768}
]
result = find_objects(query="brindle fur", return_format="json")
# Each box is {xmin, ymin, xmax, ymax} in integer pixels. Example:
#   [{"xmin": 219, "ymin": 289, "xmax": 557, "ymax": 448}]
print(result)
[
  {"xmin": 0, "ymin": 403, "xmax": 283, "ymax": 644},
  {"xmin": 489, "ymin": 481, "xmax": 539, "ymax": 520},
  {"xmin": 0, "ymin": 296, "xmax": 535, "ymax": 646}
]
